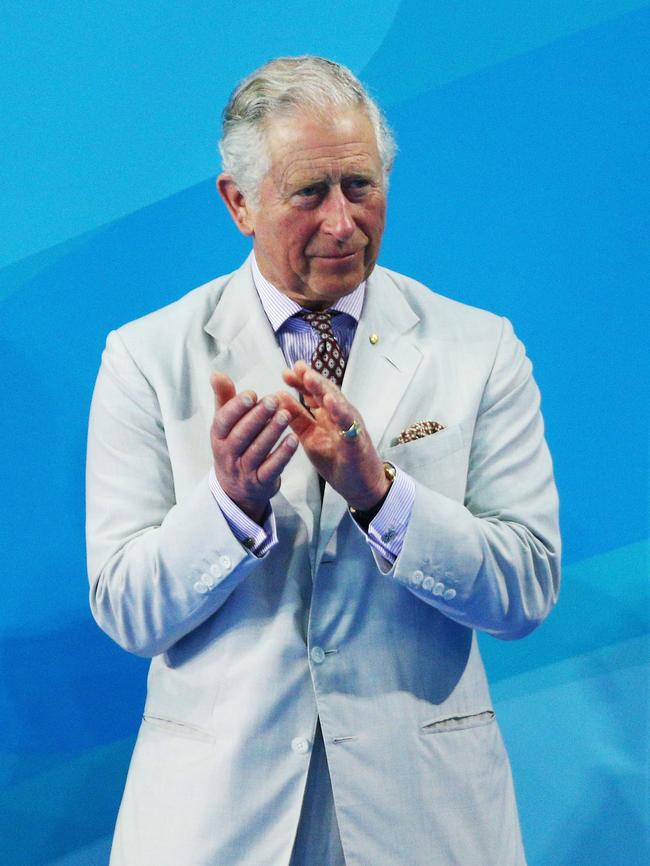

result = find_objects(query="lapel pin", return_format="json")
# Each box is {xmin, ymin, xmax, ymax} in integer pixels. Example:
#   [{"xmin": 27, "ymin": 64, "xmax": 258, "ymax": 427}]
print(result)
[{"xmin": 369, "ymin": 333, "xmax": 379, "ymax": 345}]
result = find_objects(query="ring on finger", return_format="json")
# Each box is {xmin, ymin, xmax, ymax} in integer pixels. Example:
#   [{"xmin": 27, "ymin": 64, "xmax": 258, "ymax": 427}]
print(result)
[{"xmin": 339, "ymin": 418, "xmax": 362, "ymax": 440}]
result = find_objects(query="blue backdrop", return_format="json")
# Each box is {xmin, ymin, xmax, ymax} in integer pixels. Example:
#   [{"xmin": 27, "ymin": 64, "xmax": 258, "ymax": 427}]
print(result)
[{"xmin": 1, "ymin": 2, "xmax": 648, "ymax": 864}]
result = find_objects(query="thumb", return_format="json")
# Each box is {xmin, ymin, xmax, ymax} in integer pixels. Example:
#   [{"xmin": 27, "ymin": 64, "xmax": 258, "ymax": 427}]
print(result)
[{"xmin": 210, "ymin": 371, "xmax": 237, "ymax": 408}]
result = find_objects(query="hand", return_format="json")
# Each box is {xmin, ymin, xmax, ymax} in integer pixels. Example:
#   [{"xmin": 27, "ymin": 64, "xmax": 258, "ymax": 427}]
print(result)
[
  {"xmin": 210, "ymin": 373, "xmax": 300, "ymax": 523},
  {"xmin": 280, "ymin": 361, "xmax": 390, "ymax": 511}
]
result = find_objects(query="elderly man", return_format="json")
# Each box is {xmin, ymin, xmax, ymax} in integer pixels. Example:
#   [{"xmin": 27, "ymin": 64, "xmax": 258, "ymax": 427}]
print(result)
[{"xmin": 87, "ymin": 56, "xmax": 560, "ymax": 866}]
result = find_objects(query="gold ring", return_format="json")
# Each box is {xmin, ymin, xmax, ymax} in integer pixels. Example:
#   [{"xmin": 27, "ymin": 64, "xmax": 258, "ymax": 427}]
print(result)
[{"xmin": 339, "ymin": 419, "xmax": 362, "ymax": 440}]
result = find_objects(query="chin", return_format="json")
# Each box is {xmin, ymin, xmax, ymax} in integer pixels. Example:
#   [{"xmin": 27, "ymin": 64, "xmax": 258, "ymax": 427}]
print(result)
[{"xmin": 315, "ymin": 275, "xmax": 362, "ymax": 300}]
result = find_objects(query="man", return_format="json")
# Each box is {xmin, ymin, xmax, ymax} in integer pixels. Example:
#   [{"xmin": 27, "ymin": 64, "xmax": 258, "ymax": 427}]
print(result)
[{"xmin": 86, "ymin": 56, "xmax": 560, "ymax": 866}]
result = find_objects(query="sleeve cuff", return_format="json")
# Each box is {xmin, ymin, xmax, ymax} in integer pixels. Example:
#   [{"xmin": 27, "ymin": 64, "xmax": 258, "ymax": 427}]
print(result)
[
  {"xmin": 208, "ymin": 466, "xmax": 278, "ymax": 558},
  {"xmin": 349, "ymin": 468, "xmax": 416, "ymax": 565}
]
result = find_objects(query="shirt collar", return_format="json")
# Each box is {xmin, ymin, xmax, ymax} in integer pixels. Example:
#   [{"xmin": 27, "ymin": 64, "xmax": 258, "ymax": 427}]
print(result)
[{"xmin": 251, "ymin": 253, "xmax": 365, "ymax": 333}]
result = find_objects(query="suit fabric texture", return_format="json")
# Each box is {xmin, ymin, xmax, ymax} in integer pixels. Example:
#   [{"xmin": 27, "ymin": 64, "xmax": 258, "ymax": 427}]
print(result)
[{"xmin": 86, "ymin": 257, "xmax": 560, "ymax": 866}]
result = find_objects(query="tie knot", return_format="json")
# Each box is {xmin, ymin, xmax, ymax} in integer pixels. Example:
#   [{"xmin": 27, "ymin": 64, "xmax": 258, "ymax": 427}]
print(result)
[{"xmin": 300, "ymin": 310, "xmax": 337, "ymax": 337}]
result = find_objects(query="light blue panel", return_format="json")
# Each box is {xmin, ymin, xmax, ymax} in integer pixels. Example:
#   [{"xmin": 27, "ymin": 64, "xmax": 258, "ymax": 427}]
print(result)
[
  {"xmin": 494, "ymin": 644, "xmax": 648, "ymax": 866},
  {"xmin": 1, "ymin": 0, "xmax": 400, "ymax": 269},
  {"xmin": 482, "ymin": 540, "xmax": 649, "ymax": 864},
  {"xmin": 363, "ymin": 0, "xmax": 650, "ymax": 102}
]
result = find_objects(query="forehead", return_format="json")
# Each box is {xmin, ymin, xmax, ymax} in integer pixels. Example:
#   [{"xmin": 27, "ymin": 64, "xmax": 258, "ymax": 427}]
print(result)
[{"xmin": 263, "ymin": 106, "xmax": 382, "ymax": 186}]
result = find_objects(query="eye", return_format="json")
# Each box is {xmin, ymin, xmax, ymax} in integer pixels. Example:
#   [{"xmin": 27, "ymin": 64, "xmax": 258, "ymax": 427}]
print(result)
[
  {"xmin": 344, "ymin": 177, "xmax": 372, "ymax": 198},
  {"xmin": 295, "ymin": 183, "xmax": 324, "ymax": 199}
]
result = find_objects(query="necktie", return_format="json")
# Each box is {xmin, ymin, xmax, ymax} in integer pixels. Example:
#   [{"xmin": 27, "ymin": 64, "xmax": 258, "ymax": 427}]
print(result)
[{"xmin": 301, "ymin": 310, "xmax": 346, "ymax": 388}]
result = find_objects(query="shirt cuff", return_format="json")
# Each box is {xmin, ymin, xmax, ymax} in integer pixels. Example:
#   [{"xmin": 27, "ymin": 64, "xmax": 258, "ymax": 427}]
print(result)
[
  {"xmin": 208, "ymin": 466, "xmax": 278, "ymax": 558},
  {"xmin": 350, "ymin": 468, "xmax": 416, "ymax": 564}
]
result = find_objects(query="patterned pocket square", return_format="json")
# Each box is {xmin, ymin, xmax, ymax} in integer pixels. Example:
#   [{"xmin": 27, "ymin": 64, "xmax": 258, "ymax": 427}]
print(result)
[{"xmin": 391, "ymin": 420, "xmax": 446, "ymax": 446}]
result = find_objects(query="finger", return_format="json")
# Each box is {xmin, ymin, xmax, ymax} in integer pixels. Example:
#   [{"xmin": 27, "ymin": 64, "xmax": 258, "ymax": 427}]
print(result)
[
  {"xmin": 282, "ymin": 368, "xmax": 301, "ymax": 389},
  {"xmin": 282, "ymin": 368, "xmax": 314, "ymax": 402},
  {"xmin": 323, "ymin": 391, "xmax": 356, "ymax": 429},
  {"xmin": 293, "ymin": 359, "xmax": 311, "ymax": 378},
  {"xmin": 256, "ymin": 434, "xmax": 300, "ymax": 486},
  {"xmin": 241, "ymin": 408, "xmax": 292, "ymax": 470},
  {"xmin": 212, "ymin": 390, "xmax": 259, "ymax": 440},
  {"xmin": 275, "ymin": 391, "xmax": 313, "ymax": 420},
  {"xmin": 227, "ymin": 395, "xmax": 280, "ymax": 457},
  {"xmin": 301, "ymin": 367, "xmax": 340, "ymax": 403},
  {"xmin": 276, "ymin": 392, "xmax": 316, "ymax": 437}
]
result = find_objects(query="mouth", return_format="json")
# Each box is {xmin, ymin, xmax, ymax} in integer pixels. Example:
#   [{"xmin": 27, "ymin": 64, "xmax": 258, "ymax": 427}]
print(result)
[{"xmin": 312, "ymin": 250, "xmax": 362, "ymax": 261}]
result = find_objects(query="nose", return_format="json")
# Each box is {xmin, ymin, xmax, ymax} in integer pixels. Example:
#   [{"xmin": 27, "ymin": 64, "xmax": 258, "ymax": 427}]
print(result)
[{"xmin": 320, "ymin": 186, "xmax": 356, "ymax": 242}]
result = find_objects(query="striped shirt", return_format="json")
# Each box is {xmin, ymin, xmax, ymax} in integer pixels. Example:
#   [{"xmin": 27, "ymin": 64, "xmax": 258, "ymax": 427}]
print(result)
[{"xmin": 209, "ymin": 255, "xmax": 415, "ymax": 564}]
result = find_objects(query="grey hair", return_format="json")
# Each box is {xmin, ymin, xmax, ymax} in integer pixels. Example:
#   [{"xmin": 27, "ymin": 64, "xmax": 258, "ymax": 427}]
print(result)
[{"xmin": 219, "ymin": 55, "xmax": 396, "ymax": 205}]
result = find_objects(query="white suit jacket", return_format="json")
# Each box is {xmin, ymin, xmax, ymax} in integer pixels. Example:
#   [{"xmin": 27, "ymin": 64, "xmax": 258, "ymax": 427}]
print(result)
[{"xmin": 86, "ymin": 257, "xmax": 560, "ymax": 866}]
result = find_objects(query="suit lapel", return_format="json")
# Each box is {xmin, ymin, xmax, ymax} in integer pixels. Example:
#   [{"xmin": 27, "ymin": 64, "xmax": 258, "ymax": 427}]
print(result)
[
  {"xmin": 204, "ymin": 258, "xmax": 322, "ymax": 564},
  {"xmin": 316, "ymin": 267, "xmax": 423, "ymax": 564}
]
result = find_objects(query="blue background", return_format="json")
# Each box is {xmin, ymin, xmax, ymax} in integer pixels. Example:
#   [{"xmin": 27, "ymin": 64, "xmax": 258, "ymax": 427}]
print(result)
[{"xmin": 1, "ymin": 2, "xmax": 648, "ymax": 863}]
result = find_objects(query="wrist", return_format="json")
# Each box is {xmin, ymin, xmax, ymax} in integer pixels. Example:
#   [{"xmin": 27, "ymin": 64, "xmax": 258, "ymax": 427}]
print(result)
[{"xmin": 349, "ymin": 462, "xmax": 396, "ymax": 526}]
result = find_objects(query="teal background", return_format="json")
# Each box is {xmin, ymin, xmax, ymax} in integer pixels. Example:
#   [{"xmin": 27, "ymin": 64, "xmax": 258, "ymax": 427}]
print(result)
[{"xmin": 1, "ymin": 2, "xmax": 648, "ymax": 863}]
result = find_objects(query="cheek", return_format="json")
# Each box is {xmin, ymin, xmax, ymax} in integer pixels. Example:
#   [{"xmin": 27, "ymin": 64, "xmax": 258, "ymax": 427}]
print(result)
[{"xmin": 286, "ymin": 223, "xmax": 318, "ymax": 260}]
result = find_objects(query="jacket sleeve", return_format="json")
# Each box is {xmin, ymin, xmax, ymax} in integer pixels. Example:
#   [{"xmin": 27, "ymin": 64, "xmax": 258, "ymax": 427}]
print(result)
[
  {"xmin": 86, "ymin": 329, "xmax": 261, "ymax": 657},
  {"xmin": 391, "ymin": 317, "xmax": 561, "ymax": 639}
]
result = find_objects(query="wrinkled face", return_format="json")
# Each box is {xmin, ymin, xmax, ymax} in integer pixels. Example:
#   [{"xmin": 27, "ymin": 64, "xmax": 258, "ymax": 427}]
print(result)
[{"xmin": 243, "ymin": 106, "xmax": 387, "ymax": 309}]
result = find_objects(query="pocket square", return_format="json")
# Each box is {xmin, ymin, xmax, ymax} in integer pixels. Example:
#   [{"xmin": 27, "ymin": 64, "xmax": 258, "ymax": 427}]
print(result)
[{"xmin": 391, "ymin": 420, "xmax": 446, "ymax": 446}]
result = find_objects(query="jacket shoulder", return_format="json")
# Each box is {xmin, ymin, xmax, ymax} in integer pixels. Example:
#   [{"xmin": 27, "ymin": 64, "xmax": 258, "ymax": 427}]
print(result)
[
  {"xmin": 376, "ymin": 265, "xmax": 504, "ymax": 342},
  {"xmin": 114, "ymin": 270, "xmax": 233, "ymax": 352}
]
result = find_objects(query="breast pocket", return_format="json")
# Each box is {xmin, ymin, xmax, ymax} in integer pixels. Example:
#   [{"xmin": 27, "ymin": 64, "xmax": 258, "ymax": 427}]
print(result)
[{"xmin": 383, "ymin": 422, "xmax": 465, "ymax": 473}]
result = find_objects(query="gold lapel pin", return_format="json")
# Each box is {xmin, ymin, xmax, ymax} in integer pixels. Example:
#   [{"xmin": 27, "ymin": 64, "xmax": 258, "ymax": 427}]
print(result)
[{"xmin": 369, "ymin": 333, "xmax": 379, "ymax": 345}]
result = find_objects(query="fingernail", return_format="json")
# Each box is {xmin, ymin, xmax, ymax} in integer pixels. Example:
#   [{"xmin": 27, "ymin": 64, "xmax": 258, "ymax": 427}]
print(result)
[
  {"xmin": 263, "ymin": 396, "xmax": 278, "ymax": 411},
  {"xmin": 287, "ymin": 435, "xmax": 298, "ymax": 449},
  {"xmin": 275, "ymin": 410, "xmax": 289, "ymax": 426},
  {"xmin": 241, "ymin": 394, "xmax": 254, "ymax": 407}
]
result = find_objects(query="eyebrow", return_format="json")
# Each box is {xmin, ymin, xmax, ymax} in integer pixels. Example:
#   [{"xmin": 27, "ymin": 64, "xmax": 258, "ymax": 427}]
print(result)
[{"xmin": 287, "ymin": 169, "xmax": 377, "ymax": 190}]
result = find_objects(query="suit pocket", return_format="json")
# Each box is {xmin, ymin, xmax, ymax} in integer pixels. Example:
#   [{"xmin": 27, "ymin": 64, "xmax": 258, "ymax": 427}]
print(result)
[
  {"xmin": 142, "ymin": 714, "xmax": 215, "ymax": 743},
  {"xmin": 420, "ymin": 710, "xmax": 495, "ymax": 734},
  {"xmin": 384, "ymin": 422, "xmax": 465, "ymax": 469}
]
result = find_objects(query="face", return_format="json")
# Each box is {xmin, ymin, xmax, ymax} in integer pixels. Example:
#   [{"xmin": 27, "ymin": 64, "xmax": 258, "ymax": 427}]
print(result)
[{"xmin": 219, "ymin": 106, "xmax": 387, "ymax": 310}]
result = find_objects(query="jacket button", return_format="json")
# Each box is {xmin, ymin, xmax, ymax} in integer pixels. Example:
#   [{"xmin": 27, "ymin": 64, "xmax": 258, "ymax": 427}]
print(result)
[
  {"xmin": 210, "ymin": 563, "xmax": 222, "ymax": 580},
  {"xmin": 200, "ymin": 572, "xmax": 215, "ymax": 589},
  {"xmin": 433, "ymin": 582, "xmax": 445, "ymax": 596},
  {"xmin": 193, "ymin": 581, "xmax": 209, "ymax": 595},
  {"xmin": 310, "ymin": 646, "xmax": 325, "ymax": 664},
  {"xmin": 411, "ymin": 570, "xmax": 424, "ymax": 586},
  {"xmin": 218, "ymin": 555, "xmax": 232, "ymax": 571},
  {"xmin": 422, "ymin": 576, "xmax": 434, "ymax": 590},
  {"xmin": 443, "ymin": 588, "xmax": 457, "ymax": 600},
  {"xmin": 291, "ymin": 737, "xmax": 311, "ymax": 755}
]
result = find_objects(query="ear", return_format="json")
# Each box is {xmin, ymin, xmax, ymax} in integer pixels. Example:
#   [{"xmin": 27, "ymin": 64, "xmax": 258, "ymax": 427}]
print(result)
[{"xmin": 217, "ymin": 174, "xmax": 255, "ymax": 236}]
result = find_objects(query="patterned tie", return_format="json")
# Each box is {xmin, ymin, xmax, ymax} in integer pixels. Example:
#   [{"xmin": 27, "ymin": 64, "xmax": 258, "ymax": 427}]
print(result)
[{"xmin": 301, "ymin": 310, "xmax": 346, "ymax": 387}]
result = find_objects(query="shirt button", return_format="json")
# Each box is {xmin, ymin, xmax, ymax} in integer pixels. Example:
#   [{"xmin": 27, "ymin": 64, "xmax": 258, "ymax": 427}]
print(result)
[
  {"xmin": 443, "ymin": 588, "xmax": 457, "ymax": 600},
  {"xmin": 422, "ymin": 576, "xmax": 434, "ymax": 590},
  {"xmin": 411, "ymin": 569, "xmax": 424, "ymax": 586},
  {"xmin": 209, "ymin": 563, "xmax": 222, "ymax": 580},
  {"xmin": 218, "ymin": 555, "xmax": 232, "ymax": 571},
  {"xmin": 381, "ymin": 529, "xmax": 396, "ymax": 543},
  {"xmin": 310, "ymin": 646, "xmax": 325, "ymax": 664},
  {"xmin": 193, "ymin": 581, "xmax": 209, "ymax": 595},
  {"xmin": 433, "ymin": 582, "xmax": 445, "ymax": 596},
  {"xmin": 243, "ymin": 537, "xmax": 255, "ymax": 550},
  {"xmin": 291, "ymin": 737, "xmax": 311, "ymax": 755}
]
